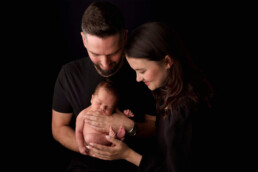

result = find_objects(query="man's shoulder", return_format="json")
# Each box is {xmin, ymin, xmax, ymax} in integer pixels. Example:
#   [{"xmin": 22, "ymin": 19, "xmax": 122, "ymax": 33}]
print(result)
[
  {"xmin": 63, "ymin": 57, "xmax": 89, "ymax": 69},
  {"xmin": 60, "ymin": 57, "xmax": 94, "ymax": 73},
  {"xmin": 56, "ymin": 57, "xmax": 95, "ymax": 80}
]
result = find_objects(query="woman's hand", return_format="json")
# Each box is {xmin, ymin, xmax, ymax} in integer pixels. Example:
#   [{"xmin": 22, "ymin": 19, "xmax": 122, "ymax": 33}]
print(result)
[
  {"xmin": 87, "ymin": 136, "xmax": 142, "ymax": 166},
  {"xmin": 87, "ymin": 136, "xmax": 130, "ymax": 160},
  {"xmin": 84, "ymin": 108, "xmax": 134, "ymax": 133}
]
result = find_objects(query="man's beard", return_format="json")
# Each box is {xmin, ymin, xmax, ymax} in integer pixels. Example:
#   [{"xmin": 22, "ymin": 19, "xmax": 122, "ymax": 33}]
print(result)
[{"xmin": 94, "ymin": 58, "xmax": 124, "ymax": 77}]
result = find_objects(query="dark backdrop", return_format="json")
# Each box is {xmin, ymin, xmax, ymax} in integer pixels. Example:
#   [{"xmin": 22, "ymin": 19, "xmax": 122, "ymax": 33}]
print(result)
[{"xmin": 11, "ymin": 0, "xmax": 232, "ymax": 171}]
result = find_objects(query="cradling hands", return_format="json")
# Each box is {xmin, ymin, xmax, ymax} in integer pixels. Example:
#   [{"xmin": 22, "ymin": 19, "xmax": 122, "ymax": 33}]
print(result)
[
  {"xmin": 84, "ymin": 109, "xmax": 133, "ymax": 133},
  {"xmin": 87, "ymin": 135, "xmax": 130, "ymax": 161}
]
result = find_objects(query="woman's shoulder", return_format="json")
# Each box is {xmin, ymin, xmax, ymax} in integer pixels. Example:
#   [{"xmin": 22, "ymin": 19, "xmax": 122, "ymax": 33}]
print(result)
[{"xmin": 171, "ymin": 96, "xmax": 211, "ymax": 121}]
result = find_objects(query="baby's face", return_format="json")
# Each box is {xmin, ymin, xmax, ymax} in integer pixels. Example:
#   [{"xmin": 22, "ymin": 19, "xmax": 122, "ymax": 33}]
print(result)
[{"xmin": 91, "ymin": 87, "xmax": 117, "ymax": 116}]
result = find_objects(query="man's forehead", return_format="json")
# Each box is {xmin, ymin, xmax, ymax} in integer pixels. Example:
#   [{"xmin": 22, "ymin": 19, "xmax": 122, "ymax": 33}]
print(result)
[{"xmin": 85, "ymin": 34, "xmax": 122, "ymax": 55}]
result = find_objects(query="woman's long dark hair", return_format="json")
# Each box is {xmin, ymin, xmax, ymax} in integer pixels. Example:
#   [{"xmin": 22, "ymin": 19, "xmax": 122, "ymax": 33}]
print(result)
[{"xmin": 125, "ymin": 22, "xmax": 213, "ymax": 117}]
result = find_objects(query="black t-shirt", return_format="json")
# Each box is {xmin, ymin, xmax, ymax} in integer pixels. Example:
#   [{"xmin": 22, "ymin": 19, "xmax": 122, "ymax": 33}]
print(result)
[
  {"xmin": 53, "ymin": 57, "xmax": 155, "ymax": 119},
  {"xmin": 139, "ymin": 100, "xmax": 216, "ymax": 172},
  {"xmin": 52, "ymin": 57, "xmax": 156, "ymax": 171}
]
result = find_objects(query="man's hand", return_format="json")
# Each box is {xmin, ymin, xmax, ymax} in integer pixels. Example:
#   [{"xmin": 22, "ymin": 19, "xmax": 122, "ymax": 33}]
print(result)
[
  {"xmin": 84, "ymin": 108, "xmax": 134, "ymax": 133},
  {"xmin": 75, "ymin": 107, "xmax": 91, "ymax": 155}
]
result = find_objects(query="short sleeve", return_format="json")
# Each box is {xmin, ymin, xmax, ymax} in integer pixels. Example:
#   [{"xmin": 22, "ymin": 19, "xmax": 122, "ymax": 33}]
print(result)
[{"xmin": 52, "ymin": 66, "xmax": 73, "ymax": 113}]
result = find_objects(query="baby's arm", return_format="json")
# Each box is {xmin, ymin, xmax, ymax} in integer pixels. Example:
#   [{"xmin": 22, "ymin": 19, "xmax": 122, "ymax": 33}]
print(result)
[{"xmin": 75, "ymin": 108, "xmax": 90, "ymax": 155}]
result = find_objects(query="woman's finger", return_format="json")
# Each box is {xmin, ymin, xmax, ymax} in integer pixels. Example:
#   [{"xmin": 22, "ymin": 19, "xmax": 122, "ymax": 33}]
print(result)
[
  {"xmin": 88, "ymin": 143, "xmax": 112, "ymax": 156},
  {"xmin": 105, "ymin": 136, "xmax": 120, "ymax": 145}
]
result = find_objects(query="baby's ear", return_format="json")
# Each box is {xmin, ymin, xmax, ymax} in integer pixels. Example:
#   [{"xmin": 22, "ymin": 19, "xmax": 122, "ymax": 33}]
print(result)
[{"xmin": 90, "ymin": 94, "xmax": 94, "ymax": 103}]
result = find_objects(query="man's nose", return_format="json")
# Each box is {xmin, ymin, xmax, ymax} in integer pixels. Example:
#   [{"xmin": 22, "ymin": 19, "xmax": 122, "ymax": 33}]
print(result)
[{"xmin": 101, "ymin": 56, "xmax": 111, "ymax": 70}]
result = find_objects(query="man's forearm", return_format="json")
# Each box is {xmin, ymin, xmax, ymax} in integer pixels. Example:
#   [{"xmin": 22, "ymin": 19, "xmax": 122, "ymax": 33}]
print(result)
[{"xmin": 53, "ymin": 126, "xmax": 79, "ymax": 153}]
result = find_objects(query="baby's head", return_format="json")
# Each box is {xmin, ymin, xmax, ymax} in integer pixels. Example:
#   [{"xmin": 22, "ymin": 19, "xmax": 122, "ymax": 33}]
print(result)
[{"xmin": 91, "ymin": 80, "xmax": 119, "ymax": 116}]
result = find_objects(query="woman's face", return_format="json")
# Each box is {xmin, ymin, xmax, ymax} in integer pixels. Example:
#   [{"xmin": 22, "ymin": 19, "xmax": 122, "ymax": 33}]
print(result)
[{"xmin": 126, "ymin": 56, "xmax": 170, "ymax": 90}]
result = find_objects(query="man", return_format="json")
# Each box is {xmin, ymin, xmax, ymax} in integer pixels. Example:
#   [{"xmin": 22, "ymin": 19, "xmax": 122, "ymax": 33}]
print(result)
[{"xmin": 52, "ymin": 1, "xmax": 156, "ymax": 171}]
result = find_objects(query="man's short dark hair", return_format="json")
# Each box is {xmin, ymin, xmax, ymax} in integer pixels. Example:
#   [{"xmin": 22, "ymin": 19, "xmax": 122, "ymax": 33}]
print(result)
[{"xmin": 81, "ymin": 1, "xmax": 125, "ymax": 37}]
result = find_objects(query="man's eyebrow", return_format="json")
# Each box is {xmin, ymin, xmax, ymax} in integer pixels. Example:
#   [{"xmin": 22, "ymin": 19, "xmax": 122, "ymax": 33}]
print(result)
[{"xmin": 88, "ymin": 50, "xmax": 100, "ymax": 56}]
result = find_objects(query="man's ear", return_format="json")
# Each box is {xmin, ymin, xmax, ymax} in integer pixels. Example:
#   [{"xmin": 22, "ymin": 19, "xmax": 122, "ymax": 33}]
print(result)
[
  {"xmin": 164, "ymin": 55, "xmax": 173, "ymax": 69},
  {"xmin": 81, "ymin": 32, "xmax": 87, "ymax": 48}
]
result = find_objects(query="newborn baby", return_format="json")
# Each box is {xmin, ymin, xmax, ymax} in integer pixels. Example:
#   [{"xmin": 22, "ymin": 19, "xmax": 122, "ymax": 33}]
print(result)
[{"xmin": 75, "ymin": 80, "xmax": 134, "ymax": 154}]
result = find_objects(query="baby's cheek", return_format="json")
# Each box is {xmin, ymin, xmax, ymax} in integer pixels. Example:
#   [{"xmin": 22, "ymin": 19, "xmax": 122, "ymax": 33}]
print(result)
[
  {"xmin": 91, "ymin": 104, "xmax": 99, "ymax": 111},
  {"xmin": 106, "ymin": 110, "xmax": 113, "ymax": 116}
]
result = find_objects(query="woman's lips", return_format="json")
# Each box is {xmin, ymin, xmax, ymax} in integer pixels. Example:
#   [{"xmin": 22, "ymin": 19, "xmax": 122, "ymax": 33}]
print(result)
[{"xmin": 144, "ymin": 81, "xmax": 150, "ymax": 86}]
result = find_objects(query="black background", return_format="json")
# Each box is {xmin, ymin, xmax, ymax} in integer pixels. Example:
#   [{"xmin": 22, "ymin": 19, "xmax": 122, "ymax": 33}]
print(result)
[{"xmin": 5, "ymin": 0, "xmax": 244, "ymax": 171}]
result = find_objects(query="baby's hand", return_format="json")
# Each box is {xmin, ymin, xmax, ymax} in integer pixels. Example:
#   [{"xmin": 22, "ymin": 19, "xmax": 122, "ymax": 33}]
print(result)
[{"xmin": 123, "ymin": 109, "xmax": 134, "ymax": 118}]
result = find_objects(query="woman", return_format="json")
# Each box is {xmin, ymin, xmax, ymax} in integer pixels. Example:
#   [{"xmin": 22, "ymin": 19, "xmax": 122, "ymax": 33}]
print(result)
[{"xmin": 87, "ymin": 22, "xmax": 215, "ymax": 171}]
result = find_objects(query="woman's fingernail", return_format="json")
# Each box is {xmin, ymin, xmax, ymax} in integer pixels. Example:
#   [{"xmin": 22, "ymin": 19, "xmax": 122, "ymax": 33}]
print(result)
[
  {"xmin": 86, "ymin": 145, "xmax": 90, "ymax": 149},
  {"xmin": 89, "ymin": 143, "xmax": 94, "ymax": 146},
  {"xmin": 106, "ymin": 135, "xmax": 110, "ymax": 139}
]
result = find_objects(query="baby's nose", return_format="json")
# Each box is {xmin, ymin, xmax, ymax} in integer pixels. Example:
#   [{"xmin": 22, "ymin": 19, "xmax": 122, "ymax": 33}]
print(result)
[{"xmin": 99, "ymin": 105, "xmax": 107, "ymax": 112}]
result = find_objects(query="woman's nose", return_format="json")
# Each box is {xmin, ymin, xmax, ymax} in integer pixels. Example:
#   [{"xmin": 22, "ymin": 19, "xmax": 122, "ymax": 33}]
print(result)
[{"xmin": 136, "ymin": 73, "xmax": 143, "ymax": 82}]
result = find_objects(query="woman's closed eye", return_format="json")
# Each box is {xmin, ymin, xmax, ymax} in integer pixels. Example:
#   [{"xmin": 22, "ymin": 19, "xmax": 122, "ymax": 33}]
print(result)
[{"xmin": 138, "ymin": 70, "xmax": 146, "ymax": 74}]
